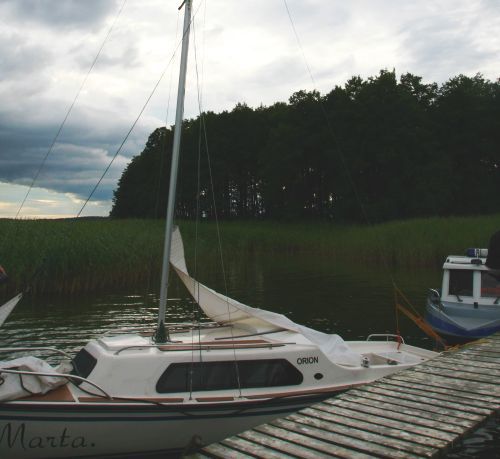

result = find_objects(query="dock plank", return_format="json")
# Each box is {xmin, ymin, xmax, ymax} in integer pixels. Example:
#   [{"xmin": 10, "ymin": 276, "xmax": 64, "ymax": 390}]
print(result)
[
  {"xmin": 272, "ymin": 417, "xmax": 422, "ymax": 459},
  {"xmin": 239, "ymin": 429, "xmax": 334, "ymax": 459},
  {"xmin": 198, "ymin": 333, "xmax": 500, "ymax": 458},
  {"xmin": 347, "ymin": 388, "xmax": 485, "ymax": 422},
  {"xmin": 221, "ymin": 436, "xmax": 293, "ymax": 458},
  {"xmin": 253, "ymin": 424, "xmax": 372, "ymax": 459},
  {"xmin": 201, "ymin": 443, "xmax": 256, "ymax": 459},
  {"xmin": 411, "ymin": 366, "xmax": 500, "ymax": 388},
  {"xmin": 355, "ymin": 385, "xmax": 492, "ymax": 416},
  {"xmin": 378, "ymin": 378, "xmax": 500, "ymax": 409},
  {"xmin": 440, "ymin": 354, "xmax": 500, "ymax": 370},
  {"xmin": 392, "ymin": 370, "xmax": 500, "ymax": 398},
  {"xmin": 299, "ymin": 406, "xmax": 445, "ymax": 451},
  {"xmin": 314, "ymin": 402, "xmax": 456, "ymax": 442},
  {"xmin": 333, "ymin": 393, "xmax": 476, "ymax": 430},
  {"xmin": 288, "ymin": 411, "xmax": 436, "ymax": 457},
  {"xmin": 324, "ymin": 398, "xmax": 466, "ymax": 434},
  {"xmin": 439, "ymin": 354, "xmax": 500, "ymax": 371},
  {"xmin": 421, "ymin": 360, "xmax": 500, "ymax": 378}
]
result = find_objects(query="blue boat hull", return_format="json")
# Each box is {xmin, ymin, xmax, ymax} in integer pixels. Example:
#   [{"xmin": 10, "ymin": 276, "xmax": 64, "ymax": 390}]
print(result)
[{"xmin": 426, "ymin": 300, "xmax": 500, "ymax": 341}]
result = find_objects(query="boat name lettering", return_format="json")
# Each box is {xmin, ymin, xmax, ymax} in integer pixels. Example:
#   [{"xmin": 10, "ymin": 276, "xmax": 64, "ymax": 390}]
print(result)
[
  {"xmin": 0, "ymin": 423, "xmax": 95, "ymax": 450},
  {"xmin": 296, "ymin": 356, "xmax": 319, "ymax": 365}
]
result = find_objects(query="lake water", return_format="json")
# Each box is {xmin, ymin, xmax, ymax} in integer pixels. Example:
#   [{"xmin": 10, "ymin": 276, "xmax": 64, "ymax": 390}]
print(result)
[{"xmin": 1, "ymin": 250, "xmax": 498, "ymax": 457}]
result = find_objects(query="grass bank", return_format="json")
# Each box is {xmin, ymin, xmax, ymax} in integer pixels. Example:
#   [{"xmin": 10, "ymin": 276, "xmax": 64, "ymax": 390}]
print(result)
[{"xmin": 0, "ymin": 215, "xmax": 499, "ymax": 294}]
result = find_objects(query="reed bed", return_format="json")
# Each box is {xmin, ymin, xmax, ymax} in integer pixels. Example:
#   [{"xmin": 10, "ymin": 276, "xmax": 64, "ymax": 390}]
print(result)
[{"xmin": 0, "ymin": 215, "xmax": 498, "ymax": 295}]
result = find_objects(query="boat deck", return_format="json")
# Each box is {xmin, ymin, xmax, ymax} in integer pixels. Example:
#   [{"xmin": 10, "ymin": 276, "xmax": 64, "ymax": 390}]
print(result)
[{"xmin": 196, "ymin": 333, "xmax": 500, "ymax": 458}]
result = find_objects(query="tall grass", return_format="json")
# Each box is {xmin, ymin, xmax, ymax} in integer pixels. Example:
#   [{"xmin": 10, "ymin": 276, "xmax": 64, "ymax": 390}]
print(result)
[{"xmin": 0, "ymin": 215, "xmax": 498, "ymax": 294}]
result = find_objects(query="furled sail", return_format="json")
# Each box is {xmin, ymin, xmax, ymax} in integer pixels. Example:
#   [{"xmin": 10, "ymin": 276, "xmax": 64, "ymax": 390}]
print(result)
[
  {"xmin": 0, "ymin": 357, "xmax": 69, "ymax": 402},
  {"xmin": 0, "ymin": 293, "xmax": 22, "ymax": 328},
  {"xmin": 170, "ymin": 227, "xmax": 361, "ymax": 366}
]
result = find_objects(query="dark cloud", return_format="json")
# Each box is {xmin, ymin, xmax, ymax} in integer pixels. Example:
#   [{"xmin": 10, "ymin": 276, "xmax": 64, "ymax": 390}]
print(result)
[
  {"xmin": 0, "ymin": 0, "xmax": 119, "ymax": 30},
  {"xmin": 0, "ymin": 101, "xmax": 149, "ymax": 201}
]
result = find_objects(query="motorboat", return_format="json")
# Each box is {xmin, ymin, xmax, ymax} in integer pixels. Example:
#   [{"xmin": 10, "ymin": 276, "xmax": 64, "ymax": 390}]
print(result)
[{"xmin": 426, "ymin": 231, "xmax": 500, "ymax": 340}]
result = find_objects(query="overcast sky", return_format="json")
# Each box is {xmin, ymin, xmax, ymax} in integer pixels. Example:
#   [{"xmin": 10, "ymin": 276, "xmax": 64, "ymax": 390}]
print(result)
[{"xmin": 0, "ymin": 0, "xmax": 499, "ymax": 218}]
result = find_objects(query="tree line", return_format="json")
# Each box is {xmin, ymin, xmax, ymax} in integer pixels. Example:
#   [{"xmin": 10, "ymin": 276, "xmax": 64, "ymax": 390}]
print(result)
[{"xmin": 111, "ymin": 70, "xmax": 500, "ymax": 222}]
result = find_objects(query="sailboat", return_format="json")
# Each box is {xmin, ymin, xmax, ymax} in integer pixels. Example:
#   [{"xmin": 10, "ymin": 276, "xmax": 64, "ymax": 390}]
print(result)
[{"xmin": 0, "ymin": 2, "xmax": 437, "ymax": 457}]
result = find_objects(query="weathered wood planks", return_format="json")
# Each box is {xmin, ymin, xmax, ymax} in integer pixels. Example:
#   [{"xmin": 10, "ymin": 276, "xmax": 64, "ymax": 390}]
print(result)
[{"xmin": 197, "ymin": 333, "xmax": 500, "ymax": 458}]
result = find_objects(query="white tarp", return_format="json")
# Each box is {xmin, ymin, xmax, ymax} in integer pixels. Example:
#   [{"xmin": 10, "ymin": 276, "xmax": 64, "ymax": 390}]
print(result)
[
  {"xmin": 0, "ymin": 293, "xmax": 22, "ymax": 327},
  {"xmin": 0, "ymin": 357, "xmax": 69, "ymax": 402},
  {"xmin": 170, "ymin": 227, "xmax": 362, "ymax": 367}
]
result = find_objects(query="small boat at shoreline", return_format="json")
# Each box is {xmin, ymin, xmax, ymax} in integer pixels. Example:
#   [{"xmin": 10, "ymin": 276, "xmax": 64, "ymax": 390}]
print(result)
[
  {"xmin": 0, "ymin": 1, "xmax": 437, "ymax": 457},
  {"xmin": 426, "ymin": 232, "xmax": 500, "ymax": 340}
]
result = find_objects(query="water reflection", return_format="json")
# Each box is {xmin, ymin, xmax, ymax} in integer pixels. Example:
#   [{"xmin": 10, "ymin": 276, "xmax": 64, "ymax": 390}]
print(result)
[
  {"xmin": 1, "ymin": 250, "xmax": 443, "ymax": 353},
  {"xmin": 0, "ymin": 249, "xmax": 496, "ymax": 457}
]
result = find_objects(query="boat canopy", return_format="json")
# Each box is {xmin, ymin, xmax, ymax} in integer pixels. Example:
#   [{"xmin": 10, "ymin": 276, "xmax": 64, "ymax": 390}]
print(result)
[{"xmin": 170, "ymin": 227, "xmax": 362, "ymax": 367}]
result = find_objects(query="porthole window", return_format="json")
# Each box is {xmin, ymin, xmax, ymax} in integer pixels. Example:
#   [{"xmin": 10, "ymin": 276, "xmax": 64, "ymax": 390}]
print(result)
[
  {"xmin": 156, "ymin": 359, "xmax": 303, "ymax": 393},
  {"xmin": 314, "ymin": 373, "xmax": 323, "ymax": 380},
  {"xmin": 71, "ymin": 349, "xmax": 97, "ymax": 385}
]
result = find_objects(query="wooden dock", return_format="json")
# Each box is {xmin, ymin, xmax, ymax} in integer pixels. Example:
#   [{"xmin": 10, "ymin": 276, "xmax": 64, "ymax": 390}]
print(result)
[{"xmin": 196, "ymin": 333, "xmax": 500, "ymax": 458}]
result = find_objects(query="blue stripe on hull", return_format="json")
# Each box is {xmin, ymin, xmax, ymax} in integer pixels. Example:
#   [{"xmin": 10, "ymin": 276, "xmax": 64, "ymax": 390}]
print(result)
[{"xmin": 0, "ymin": 392, "xmax": 332, "ymax": 422}]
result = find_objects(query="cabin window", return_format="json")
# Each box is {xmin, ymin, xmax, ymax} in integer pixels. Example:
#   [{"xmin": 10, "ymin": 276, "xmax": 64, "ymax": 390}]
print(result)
[
  {"xmin": 71, "ymin": 349, "xmax": 97, "ymax": 384},
  {"xmin": 448, "ymin": 270, "xmax": 473, "ymax": 297},
  {"xmin": 156, "ymin": 359, "xmax": 303, "ymax": 393},
  {"xmin": 481, "ymin": 271, "xmax": 500, "ymax": 298}
]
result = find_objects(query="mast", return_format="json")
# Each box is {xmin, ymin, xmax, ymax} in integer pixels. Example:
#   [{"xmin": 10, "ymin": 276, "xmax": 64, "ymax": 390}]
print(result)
[{"xmin": 155, "ymin": 0, "xmax": 192, "ymax": 343}]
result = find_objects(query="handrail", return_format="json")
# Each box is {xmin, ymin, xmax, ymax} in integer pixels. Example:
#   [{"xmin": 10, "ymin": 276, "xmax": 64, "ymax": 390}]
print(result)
[
  {"xmin": 114, "ymin": 342, "xmax": 295, "ymax": 355},
  {"xmin": 0, "ymin": 368, "xmax": 111, "ymax": 399},
  {"xmin": 428, "ymin": 288, "xmax": 440, "ymax": 298},
  {"xmin": 0, "ymin": 347, "xmax": 74, "ymax": 360},
  {"xmin": 366, "ymin": 334, "xmax": 405, "ymax": 344}
]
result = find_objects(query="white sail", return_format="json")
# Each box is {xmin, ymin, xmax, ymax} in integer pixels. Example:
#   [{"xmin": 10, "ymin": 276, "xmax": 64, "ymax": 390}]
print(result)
[
  {"xmin": 170, "ymin": 227, "xmax": 361, "ymax": 366},
  {"xmin": 0, "ymin": 293, "xmax": 22, "ymax": 327}
]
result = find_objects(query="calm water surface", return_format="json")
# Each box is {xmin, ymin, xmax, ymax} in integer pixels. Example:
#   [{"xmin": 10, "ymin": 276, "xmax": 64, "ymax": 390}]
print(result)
[{"xmin": 1, "ymin": 250, "xmax": 498, "ymax": 457}]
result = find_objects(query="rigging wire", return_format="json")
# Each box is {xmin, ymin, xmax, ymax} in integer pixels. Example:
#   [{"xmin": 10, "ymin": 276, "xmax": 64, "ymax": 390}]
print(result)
[
  {"xmin": 75, "ymin": 0, "xmax": 205, "ymax": 218},
  {"xmin": 282, "ymin": 0, "xmax": 409, "ymax": 335},
  {"xmin": 190, "ymin": 1, "xmax": 243, "ymax": 399},
  {"xmin": 0, "ymin": 0, "xmax": 127, "ymax": 288},
  {"xmin": 15, "ymin": 0, "xmax": 127, "ymax": 220},
  {"xmin": 190, "ymin": 10, "xmax": 205, "ymax": 401},
  {"xmin": 142, "ymin": 7, "xmax": 181, "ymax": 327}
]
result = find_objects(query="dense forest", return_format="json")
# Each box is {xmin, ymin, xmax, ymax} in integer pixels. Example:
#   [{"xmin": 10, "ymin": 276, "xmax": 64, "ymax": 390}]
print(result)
[{"xmin": 111, "ymin": 70, "xmax": 500, "ymax": 222}]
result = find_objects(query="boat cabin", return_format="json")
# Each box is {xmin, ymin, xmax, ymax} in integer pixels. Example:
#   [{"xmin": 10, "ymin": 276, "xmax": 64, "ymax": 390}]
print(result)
[{"xmin": 437, "ymin": 251, "xmax": 500, "ymax": 307}]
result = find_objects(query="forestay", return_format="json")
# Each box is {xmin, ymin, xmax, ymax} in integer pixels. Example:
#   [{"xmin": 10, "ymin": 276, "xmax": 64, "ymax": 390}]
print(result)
[{"xmin": 170, "ymin": 227, "xmax": 362, "ymax": 367}]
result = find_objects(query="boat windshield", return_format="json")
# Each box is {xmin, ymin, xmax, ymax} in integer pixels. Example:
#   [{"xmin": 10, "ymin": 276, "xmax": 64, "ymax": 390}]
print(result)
[
  {"xmin": 449, "ymin": 270, "xmax": 473, "ymax": 297},
  {"xmin": 481, "ymin": 271, "xmax": 500, "ymax": 298}
]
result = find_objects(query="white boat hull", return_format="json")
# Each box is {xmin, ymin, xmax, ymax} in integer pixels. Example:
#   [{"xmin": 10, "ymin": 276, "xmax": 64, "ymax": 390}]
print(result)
[{"xmin": 0, "ymin": 394, "xmax": 330, "ymax": 458}]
